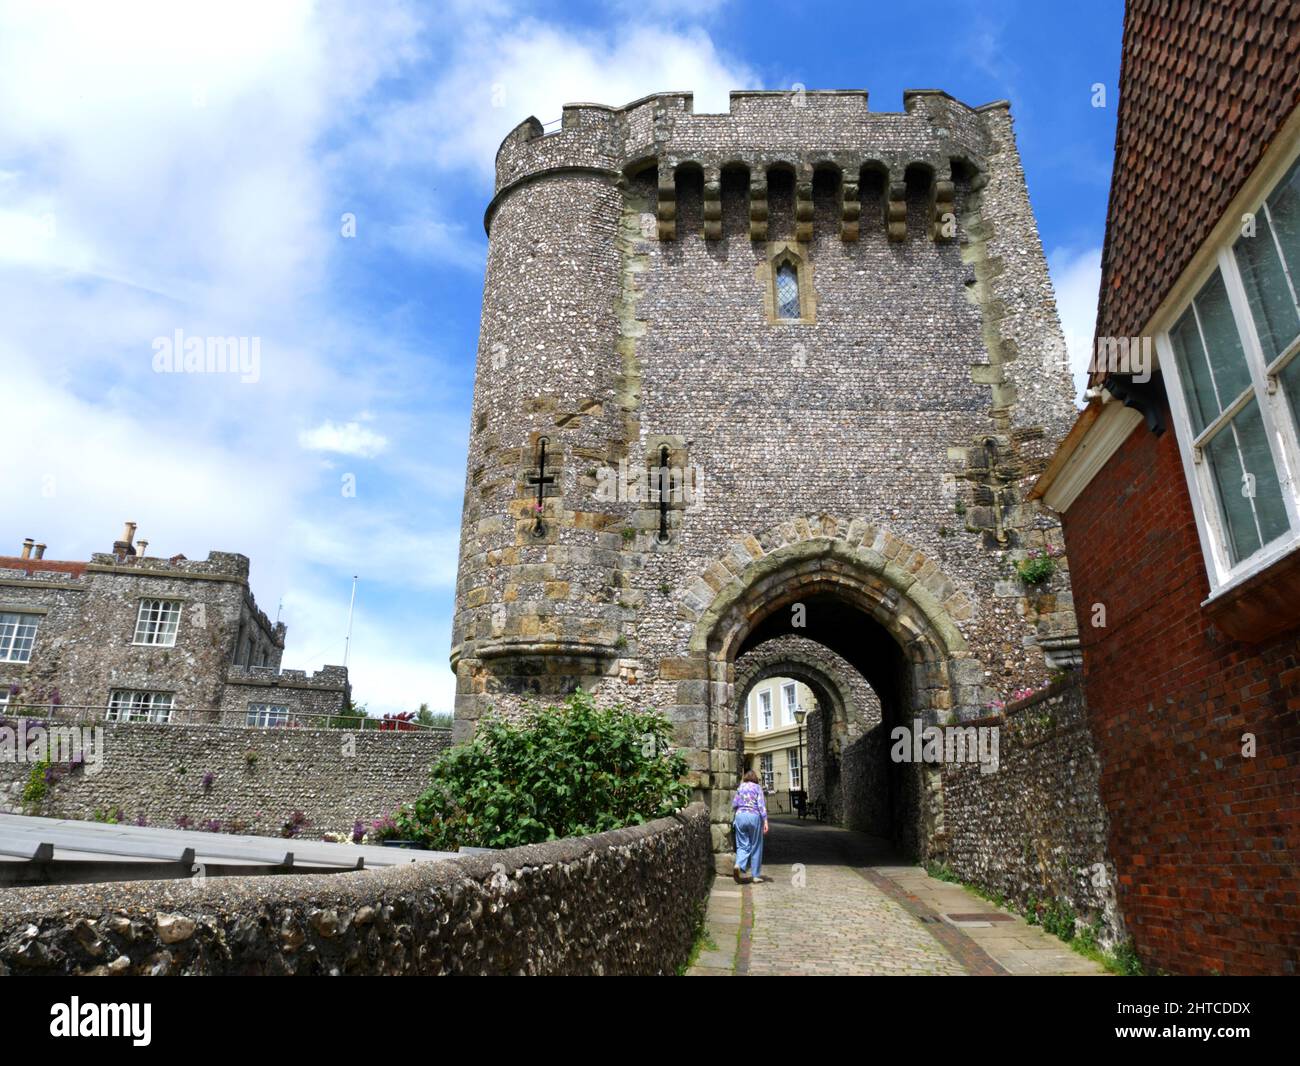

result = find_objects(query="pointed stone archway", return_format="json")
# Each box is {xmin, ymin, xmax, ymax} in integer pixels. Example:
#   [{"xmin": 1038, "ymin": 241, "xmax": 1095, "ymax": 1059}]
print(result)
[
  {"xmin": 662, "ymin": 515, "xmax": 986, "ymax": 868},
  {"xmin": 733, "ymin": 634, "xmax": 883, "ymax": 830}
]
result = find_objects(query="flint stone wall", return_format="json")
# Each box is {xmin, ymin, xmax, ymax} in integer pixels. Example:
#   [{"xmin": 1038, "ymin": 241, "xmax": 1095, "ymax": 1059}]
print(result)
[
  {"xmin": 0, "ymin": 552, "xmax": 348, "ymax": 726},
  {"xmin": 0, "ymin": 720, "xmax": 451, "ymax": 837},
  {"xmin": 0, "ymin": 803, "xmax": 712, "ymax": 976},
  {"xmin": 454, "ymin": 89, "xmax": 1082, "ymax": 864},
  {"xmin": 937, "ymin": 680, "xmax": 1125, "ymax": 943}
]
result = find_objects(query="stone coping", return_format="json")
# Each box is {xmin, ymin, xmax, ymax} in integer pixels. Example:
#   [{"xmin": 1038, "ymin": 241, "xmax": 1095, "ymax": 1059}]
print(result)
[
  {"xmin": 1, "ymin": 803, "xmax": 707, "ymax": 915},
  {"xmin": 0, "ymin": 804, "xmax": 712, "ymax": 975}
]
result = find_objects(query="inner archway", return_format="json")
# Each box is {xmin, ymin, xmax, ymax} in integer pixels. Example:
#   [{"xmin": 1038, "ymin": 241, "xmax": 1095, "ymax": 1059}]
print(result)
[
  {"xmin": 728, "ymin": 594, "xmax": 930, "ymax": 854},
  {"xmin": 733, "ymin": 635, "xmax": 887, "ymax": 834}
]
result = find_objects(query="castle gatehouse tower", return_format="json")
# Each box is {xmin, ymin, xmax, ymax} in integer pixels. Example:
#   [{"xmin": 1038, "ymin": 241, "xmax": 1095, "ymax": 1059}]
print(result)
[{"xmin": 452, "ymin": 90, "xmax": 1079, "ymax": 866}]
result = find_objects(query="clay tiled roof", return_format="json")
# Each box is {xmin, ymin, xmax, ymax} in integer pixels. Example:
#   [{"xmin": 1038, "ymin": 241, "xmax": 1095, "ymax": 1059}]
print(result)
[
  {"xmin": 0, "ymin": 556, "xmax": 88, "ymax": 578},
  {"xmin": 1094, "ymin": 0, "xmax": 1300, "ymax": 358}
]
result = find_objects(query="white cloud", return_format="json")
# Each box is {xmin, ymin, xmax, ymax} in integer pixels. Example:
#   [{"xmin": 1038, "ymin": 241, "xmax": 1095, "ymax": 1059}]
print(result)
[
  {"xmin": 274, "ymin": 574, "xmax": 455, "ymax": 711},
  {"xmin": 380, "ymin": 212, "xmax": 484, "ymax": 267},
  {"xmin": 1048, "ymin": 245, "xmax": 1103, "ymax": 404},
  {"xmin": 298, "ymin": 420, "xmax": 390, "ymax": 458},
  {"xmin": 0, "ymin": 0, "xmax": 757, "ymax": 719},
  {"xmin": 358, "ymin": 18, "xmax": 760, "ymax": 182},
  {"xmin": 288, "ymin": 512, "xmax": 460, "ymax": 593}
]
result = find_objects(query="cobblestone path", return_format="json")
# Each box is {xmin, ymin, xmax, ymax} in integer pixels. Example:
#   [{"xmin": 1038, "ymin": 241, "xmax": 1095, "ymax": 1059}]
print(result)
[{"xmin": 687, "ymin": 818, "xmax": 1107, "ymax": 977}]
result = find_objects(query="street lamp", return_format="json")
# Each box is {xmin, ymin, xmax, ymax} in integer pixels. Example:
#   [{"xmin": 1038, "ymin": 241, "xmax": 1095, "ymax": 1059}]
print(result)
[{"xmin": 793, "ymin": 706, "xmax": 807, "ymax": 816}]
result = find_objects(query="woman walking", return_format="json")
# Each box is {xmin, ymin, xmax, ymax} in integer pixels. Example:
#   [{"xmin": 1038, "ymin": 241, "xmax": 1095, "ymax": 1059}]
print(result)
[{"xmin": 732, "ymin": 769, "xmax": 769, "ymax": 883}]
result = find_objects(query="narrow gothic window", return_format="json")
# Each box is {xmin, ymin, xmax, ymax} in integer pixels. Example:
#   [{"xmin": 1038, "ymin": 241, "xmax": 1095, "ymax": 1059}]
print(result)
[{"xmin": 776, "ymin": 263, "xmax": 800, "ymax": 319}]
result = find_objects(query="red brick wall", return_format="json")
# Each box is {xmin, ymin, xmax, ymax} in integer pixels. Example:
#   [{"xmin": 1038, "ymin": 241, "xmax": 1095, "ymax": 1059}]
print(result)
[{"xmin": 1064, "ymin": 402, "xmax": 1300, "ymax": 975}]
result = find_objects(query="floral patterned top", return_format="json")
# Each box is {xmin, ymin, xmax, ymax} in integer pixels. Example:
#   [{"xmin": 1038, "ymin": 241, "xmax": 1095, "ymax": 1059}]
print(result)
[{"xmin": 732, "ymin": 780, "xmax": 767, "ymax": 820}]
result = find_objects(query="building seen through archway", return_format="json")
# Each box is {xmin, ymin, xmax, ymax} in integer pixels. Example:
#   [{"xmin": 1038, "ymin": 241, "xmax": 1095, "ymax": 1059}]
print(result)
[{"xmin": 740, "ymin": 675, "xmax": 813, "ymax": 815}]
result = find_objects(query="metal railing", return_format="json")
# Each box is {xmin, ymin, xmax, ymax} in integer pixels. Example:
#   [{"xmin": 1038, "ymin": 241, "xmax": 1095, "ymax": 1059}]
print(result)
[{"xmin": 0, "ymin": 703, "xmax": 451, "ymax": 733}]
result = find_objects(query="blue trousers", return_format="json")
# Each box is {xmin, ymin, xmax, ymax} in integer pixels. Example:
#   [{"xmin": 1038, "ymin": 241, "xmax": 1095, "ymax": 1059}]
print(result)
[{"xmin": 733, "ymin": 810, "xmax": 763, "ymax": 877}]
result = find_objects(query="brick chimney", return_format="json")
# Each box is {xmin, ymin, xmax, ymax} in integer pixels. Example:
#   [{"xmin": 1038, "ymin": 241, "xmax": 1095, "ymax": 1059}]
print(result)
[
  {"xmin": 112, "ymin": 521, "xmax": 138, "ymax": 559},
  {"xmin": 20, "ymin": 538, "xmax": 33, "ymax": 559},
  {"xmin": 33, "ymin": 543, "xmax": 46, "ymax": 560}
]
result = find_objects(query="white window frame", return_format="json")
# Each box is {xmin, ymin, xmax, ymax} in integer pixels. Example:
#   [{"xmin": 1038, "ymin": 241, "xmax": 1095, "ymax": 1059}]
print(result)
[
  {"xmin": 758, "ymin": 689, "xmax": 772, "ymax": 731},
  {"xmin": 759, "ymin": 752, "xmax": 774, "ymax": 791},
  {"xmin": 788, "ymin": 746, "xmax": 802, "ymax": 790},
  {"xmin": 133, "ymin": 599, "xmax": 182, "ymax": 647},
  {"xmin": 0, "ymin": 611, "xmax": 40, "ymax": 663},
  {"xmin": 782, "ymin": 682, "xmax": 797, "ymax": 724},
  {"xmin": 247, "ymin": 702, "xmax": 291, "ymax": 728},
  {"xmin": 1156, "ymin": 137, "xmax": 1300, "ymax": 596},
  {"xmin": 106, "ymin": 690, "xmax": 175, "ymax": 724}
]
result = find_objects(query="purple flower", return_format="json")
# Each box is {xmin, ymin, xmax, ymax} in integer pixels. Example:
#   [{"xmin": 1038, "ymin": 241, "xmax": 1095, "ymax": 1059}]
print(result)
[
  {"xmin": 351, "ymin": 820, "xmax": 365, "ymax": 844},
  {"xmin": 281, "ymin": 810, "xmax": 308, "ymax": 838}
]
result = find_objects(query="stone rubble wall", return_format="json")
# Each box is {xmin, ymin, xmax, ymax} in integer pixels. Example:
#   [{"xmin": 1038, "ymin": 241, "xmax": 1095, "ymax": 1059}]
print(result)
[
  {"xmin": 218, "ymin": 665, "xmax": 353, "ymax": 726},
  {"xmin": 0, "ymin": 803, "xmax": 713, "ymax": 976},
  {"xmin": 835, "ymin": 724, "xmax": 893, "ymax": 836},
  {"xmin": 936, "ymin": 680, "xmax": 1125, "ymax": 944},
  {"xmin": 0, "ymin": 720, "xmax": 450, "ymax": 837},
  {"xmin": 0, "ymin": 553, "xmax": 347, "ymax": 722}
]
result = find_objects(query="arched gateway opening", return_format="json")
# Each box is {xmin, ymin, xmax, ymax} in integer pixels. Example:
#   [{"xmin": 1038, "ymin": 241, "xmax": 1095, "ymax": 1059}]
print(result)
[
  {"xmin": 733, "ymin": 636, "xmax": 886, "ymax": 833},
  {"xmin": 674, "ymin": 519, "xmax": 986, "ymax": 872}
]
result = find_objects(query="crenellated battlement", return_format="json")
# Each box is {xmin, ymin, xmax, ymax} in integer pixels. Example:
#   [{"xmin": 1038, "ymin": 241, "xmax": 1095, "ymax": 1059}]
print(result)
[
  {"xmin": 489, "ymin": 89, "xmax": 1004, "ymax": 244},
  {"xmin": 226, "ymin": 664, "xmax": 349, "ymax": 689},
  {"xmin": 87, "ymin": 549, "xmax": 252, "ymax": 580}
]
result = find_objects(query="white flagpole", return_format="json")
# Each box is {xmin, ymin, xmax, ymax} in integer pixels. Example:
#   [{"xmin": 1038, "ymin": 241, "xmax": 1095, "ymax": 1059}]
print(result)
[{"xmin": 343, "ymin": 575, "xmax": 358, "ymax": 669}]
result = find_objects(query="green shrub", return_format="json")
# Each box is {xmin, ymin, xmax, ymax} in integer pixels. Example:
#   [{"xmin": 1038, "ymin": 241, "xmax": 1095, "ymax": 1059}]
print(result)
[
  {"xmin": 1112, "ymin": 939, "xmax": 1144, "ymax": 976},
  {"xmin": 415, "ymin": 703, "xmax": 453, "ymax": 730},
  {"xmin": 328, "ymin": 700, "xmax": 369, "ymax": 730},
  {"xmin": 1027, "ymin": 896, "xmax": 1077, "ymax": 941},
  {"xmin": 394, "ymin": 692, "xmax": 689, "ymax": 850},
  {"xmin": 925, "ymin": 860, "xmax": 960, "ymax": 883},
  {"xmin": 23, "ymin": 760, "xmax": 51, "ymax": 809},
  {"xmin": 1014, "ymin": 550, "xmax": 1056, "ymax": 585}
]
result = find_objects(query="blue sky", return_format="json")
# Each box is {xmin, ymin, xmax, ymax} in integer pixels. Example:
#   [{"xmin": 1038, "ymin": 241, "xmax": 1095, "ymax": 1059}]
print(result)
[{"xmin": 0, "ymin": 0, "xmax": 1122, "ymax": 715}]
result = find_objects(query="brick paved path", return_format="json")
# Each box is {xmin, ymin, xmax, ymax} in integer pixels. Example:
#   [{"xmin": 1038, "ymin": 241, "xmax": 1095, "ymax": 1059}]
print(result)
[{"xmin": 687, "ymin": 818, "xmax": 1107, "ymax": 977}]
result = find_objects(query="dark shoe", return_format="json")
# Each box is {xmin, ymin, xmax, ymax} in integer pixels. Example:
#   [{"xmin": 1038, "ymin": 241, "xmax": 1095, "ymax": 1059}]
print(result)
[{"xmin": 732, "ymin": 865, "xmax": 742, "ymax": 883}]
